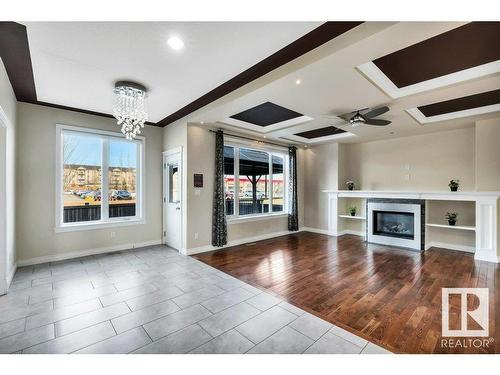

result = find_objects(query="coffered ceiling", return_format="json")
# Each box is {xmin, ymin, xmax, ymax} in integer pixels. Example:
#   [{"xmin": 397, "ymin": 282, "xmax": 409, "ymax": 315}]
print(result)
[{"xmin": 186, "ymin": 22, "xmax": 500, "ymax": 145}]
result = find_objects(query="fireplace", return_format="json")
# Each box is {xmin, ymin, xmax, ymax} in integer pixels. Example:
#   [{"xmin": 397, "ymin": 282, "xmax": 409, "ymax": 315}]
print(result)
[
  {"xmin": 367, "ymin": 199, "xmax": 424, "ymax": 251},
  {"xmin": 373, "ymin": 211, "xmax": 415, "ymax": 240}
]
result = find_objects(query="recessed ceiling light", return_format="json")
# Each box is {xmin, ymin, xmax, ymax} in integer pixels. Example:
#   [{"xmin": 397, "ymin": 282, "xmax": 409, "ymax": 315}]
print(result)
[
  {"xmin": 295, "ymin": 79, "xmax": 301, "ymax": 85},
  {"xmin": 200, "ymin": 121, "xmax": 204, "ymax": 124},
  {"xmin": 167, "ymin": 36, "xmax": 184, "ymax": 50},
  {"xmin": 263, "ymin": 136, "xmax": 267, "ymax": 139}
]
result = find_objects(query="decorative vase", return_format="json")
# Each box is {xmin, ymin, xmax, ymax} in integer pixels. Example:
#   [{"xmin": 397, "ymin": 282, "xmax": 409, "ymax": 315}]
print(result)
[
  {"xmin": 350, "ymin": 212, "xmax": 355, "ymax": 216},
  {"xmin": 450, "ymin": 186, "xmax": 458, "ymax": 192},
  {"xmin": 448, "ymin": 220, "xmax": 456, "ymax": 226}
]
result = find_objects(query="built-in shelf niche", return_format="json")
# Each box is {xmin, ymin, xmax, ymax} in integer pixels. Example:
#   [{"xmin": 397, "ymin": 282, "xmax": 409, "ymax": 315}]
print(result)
[
  {"xmin": 425, "ymin": 200, "xmax": 476, "ymax": 252},
  {"xmin": 337, "ymin": 197, "xmax": 366, "ymax": 236}
]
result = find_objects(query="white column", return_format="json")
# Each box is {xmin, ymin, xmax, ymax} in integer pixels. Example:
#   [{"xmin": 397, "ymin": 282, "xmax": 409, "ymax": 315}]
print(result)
[
  {"xmin": 327, "ymin": 193, "xmax": 339, "ymax": 236},
  {"xmin": 475, "ymin": 197, "xmax": 499, "ymax": 263}
]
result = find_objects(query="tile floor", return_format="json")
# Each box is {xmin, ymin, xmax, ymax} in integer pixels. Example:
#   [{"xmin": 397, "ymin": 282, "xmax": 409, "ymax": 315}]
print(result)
[{"xmin": 0, "ymin": 245, "xmax": 391, "ymax": 354}]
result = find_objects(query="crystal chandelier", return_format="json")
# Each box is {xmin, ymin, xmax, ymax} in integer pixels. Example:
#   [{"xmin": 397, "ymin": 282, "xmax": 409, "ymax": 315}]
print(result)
[{"xmin": 113, "ymin": 81, "xmax": 148, "ymax": 140}]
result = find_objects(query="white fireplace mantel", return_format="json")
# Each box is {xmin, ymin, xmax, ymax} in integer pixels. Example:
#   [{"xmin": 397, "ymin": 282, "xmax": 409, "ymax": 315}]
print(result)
[
  {"xmin": 323, "ymin": 190, "xmax": 500, "ymax": 201},
  {"xmin": 323, "ymin": 190, "xmax": 500, "ymax": 263}
]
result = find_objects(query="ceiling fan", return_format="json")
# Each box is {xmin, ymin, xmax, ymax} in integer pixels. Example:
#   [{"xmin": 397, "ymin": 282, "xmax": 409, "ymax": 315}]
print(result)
[{"xmin": 323, "ymin": 106, "xmax": 391, "ymax": 128}]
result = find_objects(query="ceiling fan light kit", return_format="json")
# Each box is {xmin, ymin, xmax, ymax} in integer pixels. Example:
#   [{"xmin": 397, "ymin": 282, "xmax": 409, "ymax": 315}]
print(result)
[
  {"xmin": 342, "ymin": 106, "xmax": 392, "ymax": 128},
  {"xmin": 349, "ymin": 112, "xmax": 366, "ymax": 127}
]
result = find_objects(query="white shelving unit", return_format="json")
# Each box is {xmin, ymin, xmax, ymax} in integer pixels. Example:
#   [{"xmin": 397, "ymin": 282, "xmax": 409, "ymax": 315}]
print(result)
[
  {"xmin": 426, "ymin": 223, "xmax": 476, "ymax": 231},
  {"xmin": 324, "ymin": 190, "xmax": 500, "ymax": 263},
  {"xmin": 338, "ymin": 215, "xmax": 366, "ymax": 220}
]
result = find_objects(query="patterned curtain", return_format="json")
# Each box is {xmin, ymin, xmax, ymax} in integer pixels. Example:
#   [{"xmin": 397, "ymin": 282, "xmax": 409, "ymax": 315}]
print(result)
[
  {"xmin": 212, "ymin": 130, "xmax": 228, "ymax": 247},
  {"xmin": 288, "ymin": 146, "xmax": 299, "ymax": 231}
]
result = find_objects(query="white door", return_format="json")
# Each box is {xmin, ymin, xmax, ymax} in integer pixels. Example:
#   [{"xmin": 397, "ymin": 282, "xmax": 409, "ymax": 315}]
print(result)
[{"xmin": 163, "ymin": 150, "xmax": 182, "ymax": 251}]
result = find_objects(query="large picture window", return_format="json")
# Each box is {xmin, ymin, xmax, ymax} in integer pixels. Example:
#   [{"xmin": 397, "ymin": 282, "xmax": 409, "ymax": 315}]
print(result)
[
  {"xmin": 223, "ymin": 141, "xmax": 288, "ymax": 219},
  {"xmin": 56, "ymin": 125, "xmax": 144, "ymax": 230}
]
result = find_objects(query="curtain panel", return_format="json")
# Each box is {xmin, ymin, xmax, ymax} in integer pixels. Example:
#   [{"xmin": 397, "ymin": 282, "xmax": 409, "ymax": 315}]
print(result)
[{"xmin": 212, "ymin": 130, "xmax": 228, "ymax": 247}]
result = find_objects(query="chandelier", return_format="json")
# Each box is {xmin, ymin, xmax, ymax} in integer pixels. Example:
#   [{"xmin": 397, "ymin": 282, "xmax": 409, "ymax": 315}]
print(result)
[{"xmin": 113, "ymin": 81, "xmax": 148, "ymax": 140}]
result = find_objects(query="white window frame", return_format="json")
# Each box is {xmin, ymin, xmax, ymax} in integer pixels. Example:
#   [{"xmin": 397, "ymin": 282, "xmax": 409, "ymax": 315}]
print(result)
[
  {"xmin": 55, "ymin": 124, "xmax": 146, "ymax": 232},
  {"xmin": 224, "ymin": 137, "xmax": 289, "ymax": 223}
]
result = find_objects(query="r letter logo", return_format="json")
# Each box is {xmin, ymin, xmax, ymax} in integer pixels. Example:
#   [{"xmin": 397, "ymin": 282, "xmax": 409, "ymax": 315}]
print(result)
[{"xmin": 442, "ymin": 288, "xmax": 489, "ymax": 337}]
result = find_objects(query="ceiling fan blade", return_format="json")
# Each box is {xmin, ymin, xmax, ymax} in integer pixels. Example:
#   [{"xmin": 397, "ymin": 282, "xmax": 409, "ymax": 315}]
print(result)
[
  {"xmin": 364, "ymin": 119, "xmax": 391, "ymax": 126},
  {"xmin": 363, "ymin": 106, "xmax": 389, "ymax": 119}
]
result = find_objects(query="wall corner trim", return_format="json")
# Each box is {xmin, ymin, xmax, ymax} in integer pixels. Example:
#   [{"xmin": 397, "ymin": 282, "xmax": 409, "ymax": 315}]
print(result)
[{"xmin": 6, "ymin": 262, "xmax": 17, "ymax": 287}]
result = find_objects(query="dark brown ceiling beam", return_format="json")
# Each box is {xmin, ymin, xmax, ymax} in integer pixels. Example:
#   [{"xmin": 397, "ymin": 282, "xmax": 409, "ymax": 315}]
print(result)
[
  {"xmin": 30, "ymin": 101, "xmax": 158, "ymax": 126},
  {"xmin": 0, "ymin": 22, "xmax": 37, "ymax": 102},
  {"xmin": 156, "ymin": 21, "xmax": 363, "ymax": 127}
]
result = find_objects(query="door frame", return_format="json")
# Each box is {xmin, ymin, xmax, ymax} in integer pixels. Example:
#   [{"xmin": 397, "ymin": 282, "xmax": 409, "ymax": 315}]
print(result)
[
  {"xmin": 162, "ymin": 147, "xmax": 185, "ymax": 253},
  {"xmin": 0, "ymin": 105, "xmax": 9, "ymax": 294}
]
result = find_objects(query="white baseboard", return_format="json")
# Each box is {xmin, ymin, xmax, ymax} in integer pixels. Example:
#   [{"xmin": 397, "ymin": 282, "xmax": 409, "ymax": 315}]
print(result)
[
  {"xmin": 301, "ymin": 227, "xmax": 332, "ymax": 235},
  {"xmin": 185, "ymin": 230, "xmax": 296, "ymax": 255},
  {"xmin": 338, "ymin": 229, "xmax": 366, "ymax": 238},
  {"xmin": 303, "ymin": 227, "xmax": 366, "ymax": 238},
  {"xmin": 17, "ymin": 239, "xmax": 163, "ymax": 267},
  {"xmin": 425, "ymin": 241, "xmax": 475, "ymax": 254},
  {"xmin": 473, "ymin": 253, "xmax": 500, "ymax": 263}
]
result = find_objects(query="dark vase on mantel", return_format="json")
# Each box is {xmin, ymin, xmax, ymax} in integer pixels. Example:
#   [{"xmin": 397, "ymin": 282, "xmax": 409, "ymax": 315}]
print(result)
[
  {"xmin": 448, "ymin": 220, "xmax": 456, "ymax": 226},
  {"xmin": 450, "ymin": 186, "xmax": 458, "ymax": 192}
]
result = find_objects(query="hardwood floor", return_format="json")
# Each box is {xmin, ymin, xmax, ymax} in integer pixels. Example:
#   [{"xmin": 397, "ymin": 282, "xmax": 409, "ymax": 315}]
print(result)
[{"xmin": 194, "ymin": 232, "xmax": 499, "ymax": 354}]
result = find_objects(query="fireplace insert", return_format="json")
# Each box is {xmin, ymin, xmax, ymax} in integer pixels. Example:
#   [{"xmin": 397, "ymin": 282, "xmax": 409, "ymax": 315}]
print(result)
[{"xmin": 373, "ymin": 210, "xmax": 415, "ymax": 240}]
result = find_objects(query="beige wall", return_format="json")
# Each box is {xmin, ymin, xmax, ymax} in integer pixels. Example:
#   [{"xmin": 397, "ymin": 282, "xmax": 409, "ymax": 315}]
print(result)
[
  {"xmin": 0, "ymin": 58, "xmax": 17, "ymax": 288},
  {"xmin": 339, "ymin": 128, "xmax": 475, "ymax": 191},
  {"xmin": 303, "ymin": 143, "xmax": 339, "ymax": 230},
  {"xmin": 16, "ymin": 103, "xmax": 163, "ymax": 263},
  {"xmin": 184, "ymin": 124, "xmax": 304, "ymax": 250},
  {"xmin": 475, "ymin": 118, "xmax": 500, "ymax": 191}
]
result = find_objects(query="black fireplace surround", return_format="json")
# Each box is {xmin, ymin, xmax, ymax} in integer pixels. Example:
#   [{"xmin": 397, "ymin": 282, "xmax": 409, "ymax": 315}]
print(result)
[{"xmin": 366, "ymin": 198, "xmax": 426, "ymax": 251}]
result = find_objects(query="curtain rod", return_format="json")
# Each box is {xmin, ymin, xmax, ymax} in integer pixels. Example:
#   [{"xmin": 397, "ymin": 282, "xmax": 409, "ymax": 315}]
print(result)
[{"xmin": 208, "ymin": 129, "xmax": 291, "ymax": 148}]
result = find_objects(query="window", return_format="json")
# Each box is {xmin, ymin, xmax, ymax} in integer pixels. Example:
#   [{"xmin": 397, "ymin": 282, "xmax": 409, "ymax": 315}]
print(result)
[
  {"xmin": 223, "ymin": 146, "xmax": 235, "ymax": 216},
  {"xmin": 224, "ymin": 140, "xmax": 288, "ymax": 219},
  {"xmin": 56, "ymin": 125, "xmax": 144, "ymax": 230},
  {"xmin": 168, "ymin": 164, "xmax": 179, "ymax": 203}
]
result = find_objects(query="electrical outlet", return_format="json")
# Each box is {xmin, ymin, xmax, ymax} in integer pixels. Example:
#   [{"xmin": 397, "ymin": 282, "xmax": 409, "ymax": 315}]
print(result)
[
  {"xmin": 194, "ymin": 233, "xmax": 199, "ymax": 240},
  {"xmin": 110, "ymin": 231, "xmax": 116, "ymax": 238}
]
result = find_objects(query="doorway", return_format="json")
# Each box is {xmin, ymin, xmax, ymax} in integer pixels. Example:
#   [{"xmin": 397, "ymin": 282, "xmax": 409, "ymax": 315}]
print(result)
[{"xmin": 163, "ymin": 147, "xmax": 183, "ymax": 251}]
